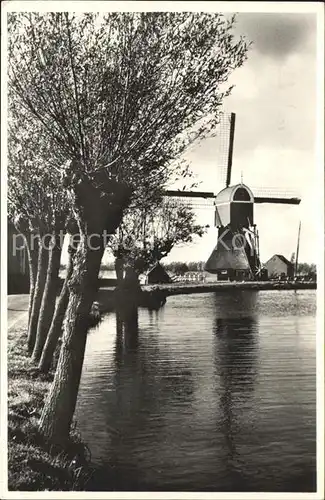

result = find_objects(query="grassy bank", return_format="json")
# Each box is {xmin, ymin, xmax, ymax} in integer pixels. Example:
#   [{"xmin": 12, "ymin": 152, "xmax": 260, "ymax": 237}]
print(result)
[{"xmin": 7, "ymin": 328, "xmax": 94, "ymax": 491}]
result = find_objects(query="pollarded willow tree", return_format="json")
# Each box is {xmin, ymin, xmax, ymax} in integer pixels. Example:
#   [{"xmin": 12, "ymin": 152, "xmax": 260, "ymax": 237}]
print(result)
[
  {"xmin": 8, "ymin": 11, "xmax": 249, "ymax": 444},
  {"xmin": 7, "ymin": 103, "xmax": 69, "ymax": 356},
  {"xmin": 110, "ymin": 198, "xmax": 207, "ymax": 288}
]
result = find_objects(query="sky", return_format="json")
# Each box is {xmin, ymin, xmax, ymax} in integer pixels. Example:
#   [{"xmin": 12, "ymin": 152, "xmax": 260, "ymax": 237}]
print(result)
[{"xmin": 162, "ymin": 12, "xmax": 319, "ymax": 266}]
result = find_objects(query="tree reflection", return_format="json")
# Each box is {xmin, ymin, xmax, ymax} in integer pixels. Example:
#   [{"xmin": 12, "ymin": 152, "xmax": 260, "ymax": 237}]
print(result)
[
  {"xmin": 102, "ymin": 302, "xmax": 196, "ymax": 487},
  {"xmin": 116, "ymin": 305, "xmax": 139, "ymax": 352},
  {"xmin": 113, "ymin": 303, "xmax": 195, "ymax": 403}
]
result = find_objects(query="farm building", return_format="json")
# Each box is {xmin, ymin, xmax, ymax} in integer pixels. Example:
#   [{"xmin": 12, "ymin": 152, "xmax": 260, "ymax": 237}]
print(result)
[
  {"xmin": 264, "ymin": 254, "xmax": 294, "ymax": 280},
  {"xmin": 139, "ymin": 263, "xmax": 171, "ymax": 285}
]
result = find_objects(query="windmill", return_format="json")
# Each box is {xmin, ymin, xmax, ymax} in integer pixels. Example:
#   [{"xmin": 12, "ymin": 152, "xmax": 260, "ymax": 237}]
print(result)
[{"xmin": 165, "ymin": 112, "xmax": 301, "ymax": 281}]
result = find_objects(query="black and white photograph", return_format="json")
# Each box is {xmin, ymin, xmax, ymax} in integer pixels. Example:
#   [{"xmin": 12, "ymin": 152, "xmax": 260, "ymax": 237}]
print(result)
[{"xmin": 1, "ymin": 1, "xmax": 324, "ymax": 498}]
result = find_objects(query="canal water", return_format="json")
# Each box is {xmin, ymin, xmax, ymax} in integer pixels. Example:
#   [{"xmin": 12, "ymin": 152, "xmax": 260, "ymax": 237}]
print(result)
[{"xmin": 75, "ymin": 290, "xmax": 316, "ymax": 492}]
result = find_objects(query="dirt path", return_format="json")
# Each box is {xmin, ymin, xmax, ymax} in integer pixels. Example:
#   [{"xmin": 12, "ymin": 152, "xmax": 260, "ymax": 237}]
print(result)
[{"xmin": 7, "ymin": 294, "xmax": 29, "ymax": 330}]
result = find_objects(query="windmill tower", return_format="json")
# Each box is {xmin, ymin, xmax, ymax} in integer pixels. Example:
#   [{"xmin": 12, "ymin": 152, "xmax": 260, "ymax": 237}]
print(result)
[
  {"xmin": 165, "ymin": 112, "xmax": 301, "ymax": 281},
  {"xmin": 205, "ymin": 182, "xmax": 258, "ymax": 280}
]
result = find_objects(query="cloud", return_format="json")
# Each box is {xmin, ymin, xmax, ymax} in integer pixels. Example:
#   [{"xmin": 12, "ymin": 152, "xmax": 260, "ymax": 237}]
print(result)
[
  {"xmin": 235, "ymin": 13, "xmax": 316, "ymax": 60},
  {"xmin": 221, "ymin": 14, "xmax": 317, "ymax": 156}
]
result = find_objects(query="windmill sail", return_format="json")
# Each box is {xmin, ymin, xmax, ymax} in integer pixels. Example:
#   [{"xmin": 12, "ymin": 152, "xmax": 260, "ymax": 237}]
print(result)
[
  {"xmin": 254, "ymin": 196, "xmax": 301, "ymax": 205},
  {"xmin": 251, "ymin": 187, "xmax": 301, "ymax": 205},
  {"xmin": 163, "ymin": 190, "xmax": 215, "ymax": 210},
  {"xmin": 215, "ymin": 112, "xmax": 236, "ymax": 188},
  {"xmin": 226, "ymin": 113, "xmax": 236, "ymax": 187},
  {"xmin": 164, "ymin": 190, "xmax": 215, "ymax": 199}
]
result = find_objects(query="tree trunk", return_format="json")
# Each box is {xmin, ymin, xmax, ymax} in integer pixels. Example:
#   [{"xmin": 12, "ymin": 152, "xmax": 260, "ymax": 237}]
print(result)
[
  {"xmin": 32, "ymin": 234, "xmax": 63, "ymax": 363},
  {"xmin": 115, "ymin": 256, "xmax": 124, "ymax": 286},
  {"xmin": 38, "ymin": 234, "xmax": 104, "ymax": 443},
  {"xmin": 26, "ymin": 236, "xmax": 39, "ymax": 329},
  {"xmin": 38, "ymin": 173, "xmax": 131, "ymax": 445},
  {"xmin": 114, "ymin": 265, "xmax": 141, "ymax": 324},
  {"xmin": 38, "ymin": 237, "xmax": 77, "ymax": 374},
  {"xmin": 27, "ymin": 235, "xmax": 50, "ymax": 354},
  {"xmin": 114, "ymin": 263, "xmax": 142, "ymax": 313},
  {"xmin": 123, "ymin": 266, "xmax": 141, "ymax": 292},
  {"xmin": 12, "ymin": 217, "xmax": 38, "ymax": 330}
]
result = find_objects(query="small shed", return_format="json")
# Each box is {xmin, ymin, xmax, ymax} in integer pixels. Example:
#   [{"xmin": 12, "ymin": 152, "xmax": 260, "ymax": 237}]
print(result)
[
  {"xmin": 265, "ymin": 254, "xmax": 294, "ymax": 280},
  {"xmin": 140, "ymin": 263, "xmax": 171, "ymax": 285}
]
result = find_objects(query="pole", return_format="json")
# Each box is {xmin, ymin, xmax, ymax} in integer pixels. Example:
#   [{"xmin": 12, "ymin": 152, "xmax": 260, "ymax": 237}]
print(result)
[
  {"xmin": 295, "ymin": 221, "xmax": 301, "ymax": 277},
  {"xmin": 256, "ymin": 229, "xmax": 260, "ymax": 264}
]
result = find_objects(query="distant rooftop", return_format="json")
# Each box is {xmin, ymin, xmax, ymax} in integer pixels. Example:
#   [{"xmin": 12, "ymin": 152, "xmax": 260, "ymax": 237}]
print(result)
[{"xmin": 273, "ymin": 254, "xmax": 293, "ymax": 266}]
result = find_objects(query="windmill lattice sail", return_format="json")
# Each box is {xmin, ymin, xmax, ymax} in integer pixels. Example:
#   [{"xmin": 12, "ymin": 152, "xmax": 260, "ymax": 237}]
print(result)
[
  {"xmin": 251, "ymin": 187, "xmax": 301, "ymax": 205},
  {"xmin": 216, "ymin": 112, "xmax": 236, "ymax": 189}
]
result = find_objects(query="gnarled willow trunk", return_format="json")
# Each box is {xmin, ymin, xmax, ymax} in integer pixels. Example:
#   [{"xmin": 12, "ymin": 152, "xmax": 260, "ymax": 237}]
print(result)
[
  {"xmin": 39, "ymin": 234, "xmax": 104, "ymax": 443},
  {"xmin": 38, "ymin": 236, "xmax": 78, "ymax": 374},
  {"xmin": 115, "ymin": 256, "xmax": 125, "ymax": 287},
  {"xmin": 39, "ymin": 173, "xmax": 131, "ymax": 444},
  {"xmin": 32, "ymin": 234, "xmax": 63, "ymax": 363},
  {"xmin": 123, "ymin": 266, "xmax": 141, "ymax": 290},
  {"xmin": 12, "ymin": 217, "xmax": 39, "ymax": 330},
  {"xmin": 113, "ymin": 263, "xmax": 142, "ymax": 324},
  {"xmin": 26, "ymin": 236, "xmax": 39, "ymax": 329},
  {"xmin": 28, "ymin": 235, "xmax": 50, "ymax": 354}
]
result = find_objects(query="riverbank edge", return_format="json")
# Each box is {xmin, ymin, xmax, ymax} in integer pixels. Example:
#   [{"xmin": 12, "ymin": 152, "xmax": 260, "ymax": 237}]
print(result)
[
  {"xmin": 7, "ymin": 327, "xmax": 96, "ymax": 491},
  {"xmin": 143, "ymin": 280, "xmax": 317, "ymax": 295},
  {"xmin": 95, "ymin": 281, "xmax": 316, "ymax": 313}
]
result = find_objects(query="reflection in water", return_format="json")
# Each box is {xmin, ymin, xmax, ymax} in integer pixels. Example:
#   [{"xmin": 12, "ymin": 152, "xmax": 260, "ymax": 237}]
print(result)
[
  {"xmin": 76, "ymin": 291, "xmax": 316, "ymax": 492},
  {"xmin": 213, "ymin": 292, "xmax": 259, "ymax": 489},
  {"xmin": 100, "ymin": 303, "xmax": 196, "ymax": 489},
  {"xmin": 147, "ymin": 306, "xmax": 165, "ymax": 326},
  {"xmin": 114, "ymin": 305, "xmax": 195, "ymax": 405},
  {"xmin": 213, "ymin": 289, "xmax": 258, "ymax": 317},
  {"xmin": 115, "ymin": 306, "xmax": 139, "ymax": 354},
  {"xmin": 215, "ymin": 318, "xmax": 258, "ymax": 458}
]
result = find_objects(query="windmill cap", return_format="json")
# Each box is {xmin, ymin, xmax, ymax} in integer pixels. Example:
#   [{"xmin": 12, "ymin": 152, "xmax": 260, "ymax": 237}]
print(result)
[{"xmin": 215, "ymin": 184, "xmax": 254, "ymax": 204}]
